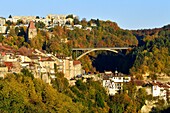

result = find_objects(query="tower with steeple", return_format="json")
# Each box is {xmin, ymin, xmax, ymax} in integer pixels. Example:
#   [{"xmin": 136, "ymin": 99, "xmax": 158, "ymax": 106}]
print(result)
[{"xmin": 28, "ymin": 21, "xmax": 37, "ymax": 40}]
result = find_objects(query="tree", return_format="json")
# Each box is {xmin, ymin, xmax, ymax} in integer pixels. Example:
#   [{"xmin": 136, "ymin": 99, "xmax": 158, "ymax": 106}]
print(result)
[
  {"xmin": 95, "ymin": 91, "xmax": 105, "ymax": 108},
  {"xmin": 96, "ymin": 19, "xmax": 100, "ymax": 26},
  {"xmin": 81, "ymin": 18, "xmax": 88, "ymax": 27},
  {"xmin": 36, "ymin": 16, "xmax": 40, "ymax": 19},
  {"xmin": 6, "ymin": 20, "xmax": 13, "ymax": 26},
  {"xmin": 16, "ymin": 19, "xmax": 23, "ymax": 25},
  {"xmin": 35, "ymin": 21, "xmax": 45, "ymax": 29},
  {"xmin": 8, "ymin": 27, "xmax": 17, "ymax": 37},
  {"xmin": 8, "ymin": 15, "xmax": 12, "ymax": 18},
  {"xmin": 21, "ymin": 68, "xmax": 34, "ymax": 79},
  {"xmin": 30, "ymin": 32, "xmax": 45, "ymax": 50},
  {"xmin": 51, "ymin": 72, "xmax": 69, "ymax": 93},
  {"xmin": 0, "ymin": 34, "xmax": 4, "ymax": 42},
  {"xmin": 15, "ymin": 27, "xmax": 19, "ymax": 35},
  {"xmin": 0, "ymin": 73, "xmax": 84, "ymax": 113},
  {"xmin": 66, "ymin": 14, "xmax": 74, "ymax": 19},
  {"xmin": 75, "ymin": 79, "xmax": 87, "ymax": 91},
  {"xmin": 65, "ymin": 21, "xmax": 71, "ymax": 25},
  {"xmin": 136, "ymin": 88, "xmax": 147, "ymax": 111},
  {"xmin": 73, "ymin": 18, "xmax": 80, "ymax": 25}
]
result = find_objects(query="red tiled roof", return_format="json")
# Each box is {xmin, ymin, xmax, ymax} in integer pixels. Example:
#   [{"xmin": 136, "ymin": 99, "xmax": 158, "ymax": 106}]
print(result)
[
  {"xmin": 28, "ymin": 55, "xmax": 39, "ymax": 59},
  {"xmin": 18, "ymin": 46, "xmax": 33, "ymax": 56},
  {"xmin": 150, "ymin": 81, "xmax": 170, "ymax": 88},
  {"xmin": 39, "ymin": 57, "xmax": 54, "ymax": 61},
  {"xmin": 40, "ymin": 57, "xmax": 48, "ymax": 60},
  {"xmin": 151, "ymin": 81, "xmax": 162, "ymax": 86},
  {"xmin": 29, "ymin": 21, "xmax": 36, "ymax": 29},
  {"xmin": 133, "ymin": 80, "xmax": 145, "ymax": 86},
  {"xmin": 0, "ymin": 43, "xmax": 16, "ymax": 54},
  {"xmin": 29, "ymin": 62, "xmax": 35, "ymax": 66},
  {"xmin": 46, "ymin": 57, "xmax": 55, "ymax": 61},
  {"xmin": 73, "ymin": 60, "xmax": 81, "ymax": 65},
  {"xmin": 4, "ymin": 62, "xmax": 13, "ymax": 71},
  {"xmin": 4, "ymin": 62, "xmax": 13, "ymax": 67}
]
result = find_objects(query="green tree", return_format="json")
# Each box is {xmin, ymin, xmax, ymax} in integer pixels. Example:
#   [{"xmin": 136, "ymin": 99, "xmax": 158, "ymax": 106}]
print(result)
[
  {"xmin": 75, "ymin": 79, "xmax": 87, "ymax": 91},
  {"xmin": 51, "ymin": 72, "xmax": 69, "ymax": 93},
  {"xmin": 21, "ymin": 68, "xmax": 34, "ymax": 79},
  {"xmin": 16, "ymin": 19, "xmax": 23, "ymax": 25},
  {"xmin": 0, "ymin": 34, "xmax": 4, "ymax": 42},
  {"xmin": 8, "ymin": 15, "xmax": 12, "ymax": 18},
  {"xmin": 136, "ymin": 88, "xmax": 147, "ymax": 111},
  {"xmin": 66, "ymin": 14, "xmax": 74, "ymax": 19},
  {"xmin": 95, "ymin": 91, "xmax": 105, "ymax": 108},
  {"xmin": 36, "ymin": 16, "xmax": 40, "ymax": 19},
  {"xmin": 73, "ymin": 18, "xmax": 80, "ymax": 25},
  {"xmin": 35, "ymin": 21, "xmax": 45, "ymax": 29}
]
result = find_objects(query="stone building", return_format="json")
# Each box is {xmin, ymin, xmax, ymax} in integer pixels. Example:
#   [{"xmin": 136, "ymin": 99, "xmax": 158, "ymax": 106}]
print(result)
[{"xmin": 28, "ymin": 21, "xmax": 37, "ymax": 40}]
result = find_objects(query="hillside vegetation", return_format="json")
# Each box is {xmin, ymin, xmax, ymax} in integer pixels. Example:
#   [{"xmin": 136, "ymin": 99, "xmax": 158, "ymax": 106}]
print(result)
[
  {"xmin": 0, "ymin": 70, "xmax": 148, "ymax": 113},
  {"xmin": 1, "ymin": 19, "xmax": 170, "ymax": 78},
  {"xmin": 131, "ymin": 26, "xmax": 170, "ymax": 79}
]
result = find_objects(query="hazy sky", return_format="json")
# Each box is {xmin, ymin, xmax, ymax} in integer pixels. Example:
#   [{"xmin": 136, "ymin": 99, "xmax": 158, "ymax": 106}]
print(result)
[{"xmin": 1, "ymin": 0, "xmax": 170, "ymax": 29}]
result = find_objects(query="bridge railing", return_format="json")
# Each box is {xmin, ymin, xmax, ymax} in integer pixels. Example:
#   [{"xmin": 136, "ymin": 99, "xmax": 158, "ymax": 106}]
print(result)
[{"xmin": 72, "ymin": 47, "xmax": 131, "ymax": 50}]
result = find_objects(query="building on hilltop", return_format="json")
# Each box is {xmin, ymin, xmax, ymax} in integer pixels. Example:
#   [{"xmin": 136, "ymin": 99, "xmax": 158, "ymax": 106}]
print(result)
[
  {"xmin": 6, "ymin": 16, "xmax": 36, "ymax": 23},
  {"xmin": 0, "ymin": 17, "xmax": 5, "ymax": 26},
  {"xmin": 0, "ymin": 17, "xmax": 7, "ymax": 33},
  {"xmin": 27, "ymin": 21, "xmax": 37, "ymax": 41}
]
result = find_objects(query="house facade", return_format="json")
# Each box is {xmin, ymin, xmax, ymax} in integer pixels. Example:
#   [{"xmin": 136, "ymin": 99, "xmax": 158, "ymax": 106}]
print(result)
[
  {"xmin": 73, "ymin": 60, "xmax": 82, "ymax": 77},
  {"xmin": 0, "ymin": 43, "xmax": 83, "ymax": 84},
  {"xmin": 102, "ymin": 71, "xmax": 131, "ymax": 95},
  {"xmin": 0, "ymin": 66, "xmax": 8, "ymax": 78},
  {"xmin": 0, "ymin": 17, "xmax": 6, "ymax": 33},
  {"xmin": 151, "ymin": 81, "xmax": 169, "ymax": 101}
]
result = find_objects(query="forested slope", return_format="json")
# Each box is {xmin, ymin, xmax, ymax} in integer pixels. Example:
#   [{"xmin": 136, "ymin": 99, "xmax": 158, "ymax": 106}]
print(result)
[{"xmin": 131, "ymin": 26, "xmax": 170, "ymax": 79}]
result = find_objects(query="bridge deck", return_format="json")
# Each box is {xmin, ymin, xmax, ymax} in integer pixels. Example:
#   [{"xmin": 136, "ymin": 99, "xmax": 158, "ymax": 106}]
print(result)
[{"xmin": 72, "ymin": 47, "xmax": 131, "ymax": 50}]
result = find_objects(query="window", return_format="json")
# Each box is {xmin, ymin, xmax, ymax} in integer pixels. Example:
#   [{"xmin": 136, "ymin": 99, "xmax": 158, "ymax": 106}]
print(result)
[{"xmin": 154, "ymin": 86, "xmax": 157, "ymax": 90}]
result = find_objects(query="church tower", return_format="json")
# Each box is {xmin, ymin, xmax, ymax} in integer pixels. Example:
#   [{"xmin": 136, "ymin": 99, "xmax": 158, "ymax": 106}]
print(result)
[{"xmin": 28, "ymin": 21, "xmax": 37, "ymax": 40}]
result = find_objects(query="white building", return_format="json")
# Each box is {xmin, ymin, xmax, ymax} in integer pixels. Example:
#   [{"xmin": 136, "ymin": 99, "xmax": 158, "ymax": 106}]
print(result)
[
  {"xmin": 0, "ymin": 17, "xmax": 6, "ymax": 26},
  {"xmin": 74, "ymin": 25, "xmax": 82, "ymax": 29},
  {"xmin": 0, "ymin": 17, "xmax": 6, "ymax": 33},
  {"xmin": 6, "ymin": 16, "xmax": 36, "ymax": 23},
  {"xmin": 62, "ymin": 57, "xmax": 74, "ymax": 80},
  {"xmin": 102, "ymin": 71, "xmax": 131, "ymax": 95},
  {"xmin": 151, "ymin": 81, "xmax": 169, "ymax": 101},
  {"xmin": 0, "ymin": 66, "xmax": 8, "ymax": 78},
  {"xmin": 3, "ymin": 53, "xmax": 18, "ymax": 62},
  {"xmin": 46, "ymin": 14, "xmax": 67, "ymax": 26}
]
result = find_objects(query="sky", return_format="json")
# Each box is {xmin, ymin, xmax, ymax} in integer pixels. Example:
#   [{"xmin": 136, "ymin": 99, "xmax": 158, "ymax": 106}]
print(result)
[{"xmin": 1, "ymin": 0, "xmax": 170, "ymax": 30}]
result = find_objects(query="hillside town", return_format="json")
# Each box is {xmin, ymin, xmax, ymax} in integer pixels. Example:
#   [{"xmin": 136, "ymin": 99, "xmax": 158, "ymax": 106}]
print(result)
[
  {"xmin": 0, "ymin": 14, "xmax": 92, "ymax": 83},
  {"xmin": 1, "ymin": 14, "xmax": 170, "ymax": 99},
  {"xmin": 1, "ymin": 14, "xmax": 170, "ymax": 112},
  {"xmin": 102, "ymin": 71, "xmax": 170, "ymax": 103},
  {"xmin": 0, "ymin": 14, "xmax": 94, "ymax": 35},
  {"xmin": 0, "ymin": 42, "xmax": 83, "ymax": 83}
]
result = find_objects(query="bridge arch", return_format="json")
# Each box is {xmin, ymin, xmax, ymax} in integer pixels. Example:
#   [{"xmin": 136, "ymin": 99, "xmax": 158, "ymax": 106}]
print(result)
[{"xmin": 76, "ymin": 48, "xmax": 119, "ymax": 60}]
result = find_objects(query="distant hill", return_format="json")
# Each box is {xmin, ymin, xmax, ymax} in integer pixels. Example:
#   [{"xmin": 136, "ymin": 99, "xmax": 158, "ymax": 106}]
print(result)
[{"xmin": 129, "ymin": 24, "xmax": 170, "ymax": 79}]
